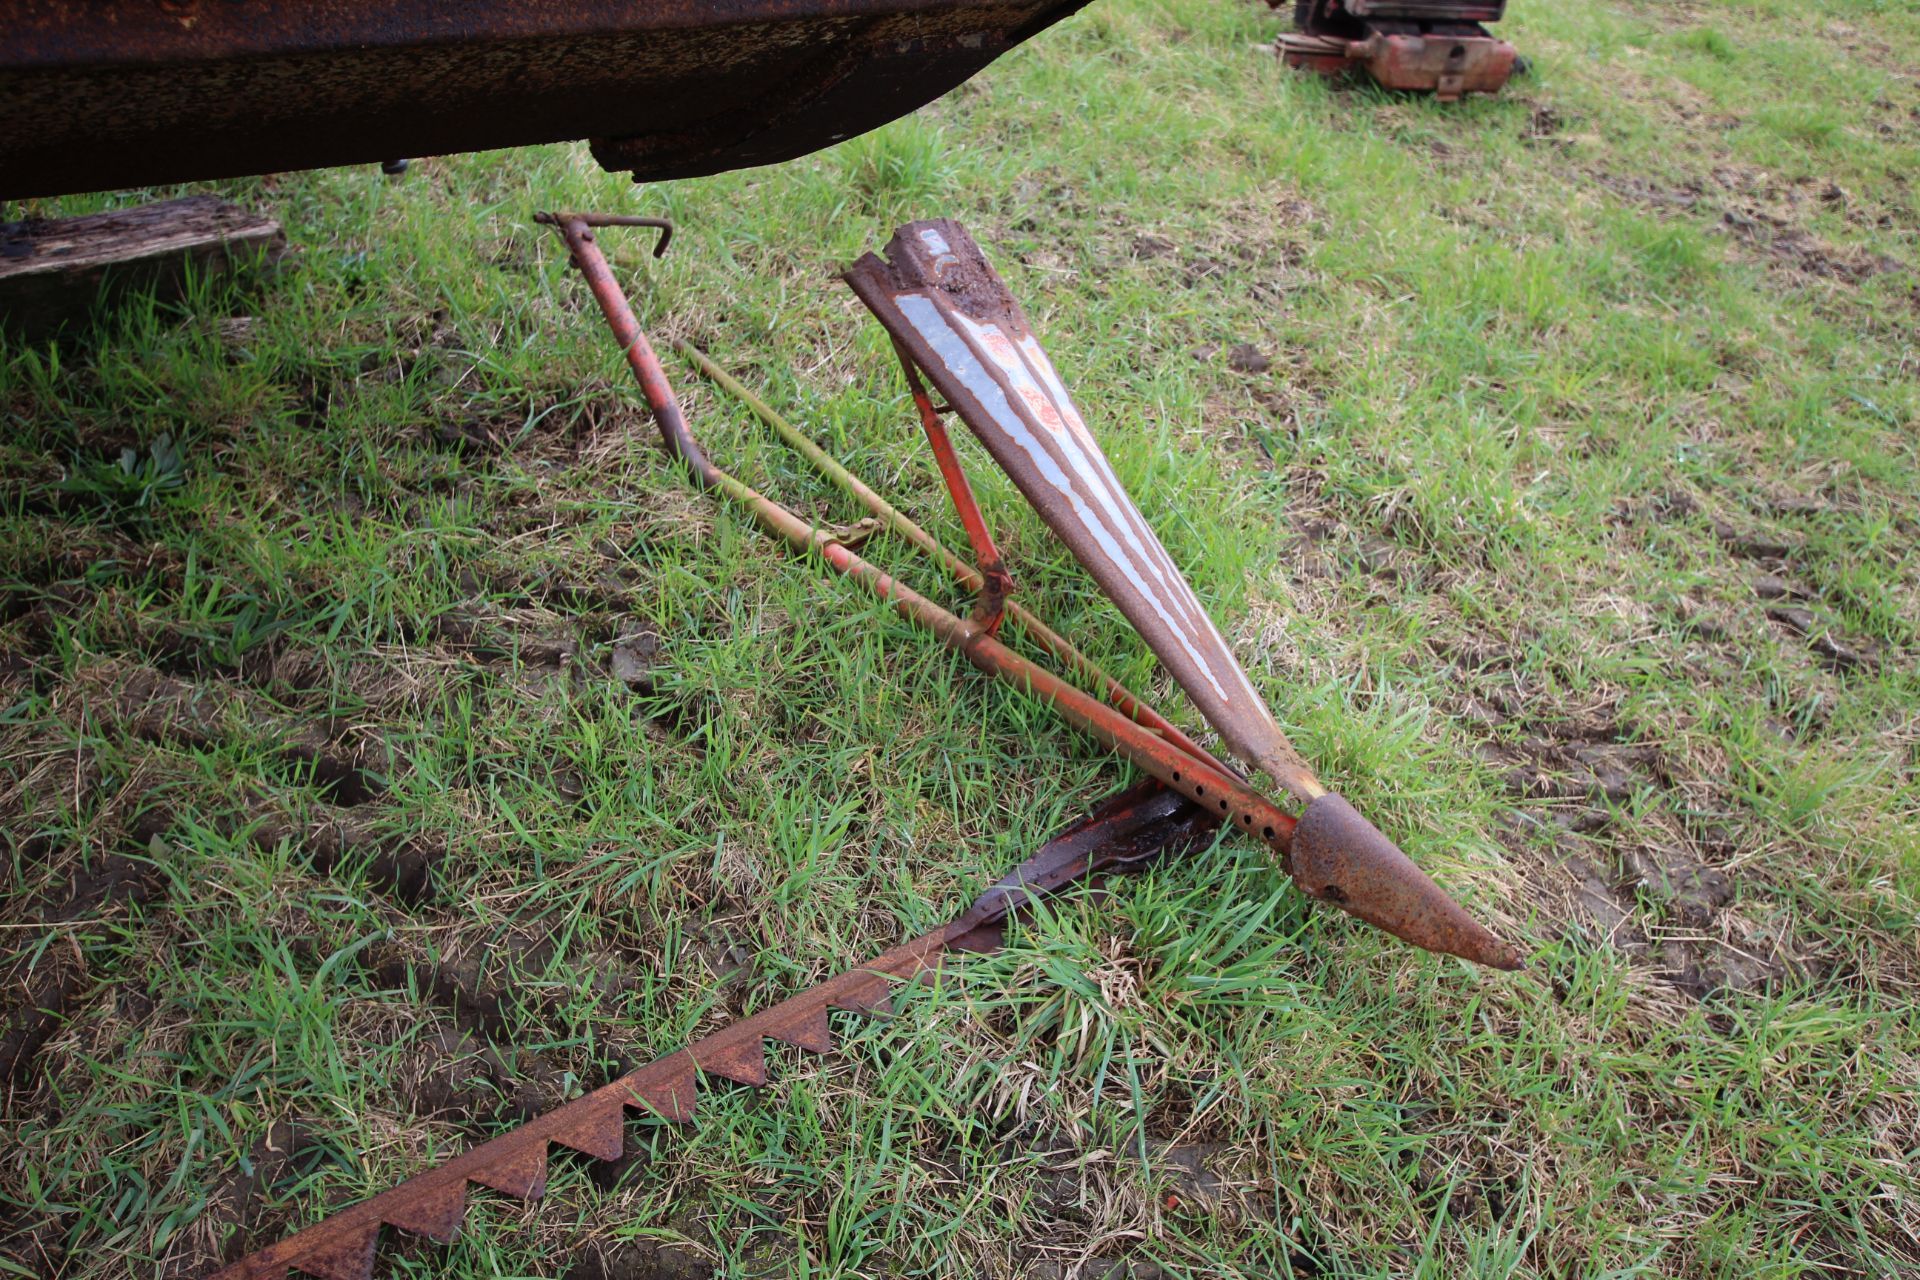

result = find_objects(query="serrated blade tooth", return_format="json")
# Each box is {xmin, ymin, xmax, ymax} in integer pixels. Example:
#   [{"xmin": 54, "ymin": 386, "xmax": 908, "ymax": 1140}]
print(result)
[
  {"xmin": 693, "ymin": 1036, "xmax": 767, "ymax": 1085},
  {"xmin": 467, "ymin": 1140, "xmax": 549, "ymax": 1199},
  {"xmin": 548, "ymin": 1092, "xmax": 626, "ymax": 1161},
  {"xmin": 381, "ymin": 1179, "xmax": 467, "ymax": 1243},
  {"xmin": 623, "ymin": 1060, "xmax": 698, "ymax": 1123},
  {"xmin": 290, "ymin": 1222, "xmax": 379, "ymax": 1280},
  {"xmin": 766, "ymin": 1005, "xmax": 833, "ymax": 1052}
]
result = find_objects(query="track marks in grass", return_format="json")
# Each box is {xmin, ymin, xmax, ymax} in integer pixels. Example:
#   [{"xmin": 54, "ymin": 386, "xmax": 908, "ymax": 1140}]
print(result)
[
  {"xmin": 1428, "ymin": 626, "xmax": 1796, "ymax": 999},
  {"xmin": 361, "ymin": 915, "xmax": 643, "ymax": 1128}
]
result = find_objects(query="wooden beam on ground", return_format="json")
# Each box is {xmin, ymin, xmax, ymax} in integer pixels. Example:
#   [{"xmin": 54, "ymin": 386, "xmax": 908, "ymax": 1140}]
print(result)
[{"xmin": 0, "ymin": 196, "xmax": 284, "ymax": 341}]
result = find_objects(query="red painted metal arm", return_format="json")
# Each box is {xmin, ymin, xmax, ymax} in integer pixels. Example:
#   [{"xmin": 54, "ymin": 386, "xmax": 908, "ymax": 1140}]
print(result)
[{"xmin": 894, "ymin": 342, "xmax": 1017, "ymax": 633}]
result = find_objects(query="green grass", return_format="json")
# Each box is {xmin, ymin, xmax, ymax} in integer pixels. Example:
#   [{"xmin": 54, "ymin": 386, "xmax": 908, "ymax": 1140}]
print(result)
[{"xmin": 3, "ymin": 0, "xmax": 1918, "ymax": 1276}]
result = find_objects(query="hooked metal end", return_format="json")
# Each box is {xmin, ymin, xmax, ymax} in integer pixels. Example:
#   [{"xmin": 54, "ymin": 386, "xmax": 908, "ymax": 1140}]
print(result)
[{"xmin": 1291, "ymin": 793, "xmax": 1523, "ymax": 970}]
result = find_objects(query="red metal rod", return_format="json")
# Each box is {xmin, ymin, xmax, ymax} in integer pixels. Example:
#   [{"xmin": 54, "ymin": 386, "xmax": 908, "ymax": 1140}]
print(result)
[
  {"xmin": 538, "ymin": 211, "xmax": 1521, "ymax": 971},
  {"xmin": 894, "ymin": 340, "xmax": 1015, "ymax": 633}
]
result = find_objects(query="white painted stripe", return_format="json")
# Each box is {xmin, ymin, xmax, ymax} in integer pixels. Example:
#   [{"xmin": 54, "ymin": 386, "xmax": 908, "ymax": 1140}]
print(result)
[
  {"xmin": 1015, "ymin": 333, "xmax": 1270, "ymax": 712},
  {"xmin": 964, "ymin": 314, "xmax": 1216, "ymax": 659},
  {"xmin": 896, "ymin": 292, "xmax": 1234, "ymax": 705},
  {"xmin": 1001, "ymin": 328, "xmax": 1217, "ymax": 640}
]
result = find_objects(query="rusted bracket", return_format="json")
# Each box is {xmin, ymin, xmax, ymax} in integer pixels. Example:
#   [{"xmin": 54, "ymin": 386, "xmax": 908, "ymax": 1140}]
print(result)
[{"xmin": 212, "ymin": 782, "xmax": 1213, "ymax": 1280}]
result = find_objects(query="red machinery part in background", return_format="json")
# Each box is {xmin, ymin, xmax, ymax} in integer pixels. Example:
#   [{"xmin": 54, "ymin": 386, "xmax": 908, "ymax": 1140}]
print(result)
[{"xmin": 1275, "ymin": 0, "xmax": 1519, "ymax": 100}]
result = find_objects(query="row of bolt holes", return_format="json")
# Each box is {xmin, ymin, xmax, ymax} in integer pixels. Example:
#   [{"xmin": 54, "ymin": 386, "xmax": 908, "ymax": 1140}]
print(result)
[{"xmin": 1171, "ymin": 768, "xmax": 1278, "ymax": 843}]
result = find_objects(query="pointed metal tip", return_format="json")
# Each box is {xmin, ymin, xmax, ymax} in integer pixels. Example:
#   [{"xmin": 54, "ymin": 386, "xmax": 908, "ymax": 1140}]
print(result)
[{"xmin": 1289, "ymin": 793, "xmax": 1523, "ymax": 971}]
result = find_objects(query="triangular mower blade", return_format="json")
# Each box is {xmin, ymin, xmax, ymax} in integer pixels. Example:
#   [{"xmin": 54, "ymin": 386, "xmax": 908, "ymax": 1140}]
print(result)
[
  {"xmin": 694, "ymin": 1037, "xmax": 767, "ymax": 1086},
  {"xmin": 548, "ymin": 1093, "xmax": 626, "ymax": 1161},
  {"xmin": 467, "ymin": 1139, "xmax": 549, "ymax": 1200},
  {"xmin": 766, "ymin": 1006, "xmax": 833, "ymax": 1052},
  {"xmin": 623, "ymin": 1061, "xmax": 698, "ymax": 1123},
  {"xmin": 290, "ymin": 1222, "xmax": 380, "ymax": 1280},
  {"xmin": 381, "ymin": 1180, "xmax": 467, "ymax": 1243}
]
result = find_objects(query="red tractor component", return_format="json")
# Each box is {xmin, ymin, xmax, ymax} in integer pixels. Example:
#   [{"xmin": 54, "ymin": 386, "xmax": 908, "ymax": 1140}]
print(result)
[{"xmin": 1275, "ymin": 1, "xmax": 1518, "ymax": 101}]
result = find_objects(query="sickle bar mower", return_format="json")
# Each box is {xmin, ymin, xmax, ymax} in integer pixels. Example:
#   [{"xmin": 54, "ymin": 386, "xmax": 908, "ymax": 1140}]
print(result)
[
  {"xmin": 214, "ymin": 211, "xmax": 1521, "ymax": 1279},
  {"xmin": 539, "ymin": 208, "xmax": 1516, "ymax": 969}
]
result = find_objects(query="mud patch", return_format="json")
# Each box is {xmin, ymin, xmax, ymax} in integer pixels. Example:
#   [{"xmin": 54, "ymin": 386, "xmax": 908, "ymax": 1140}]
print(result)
[
  {"xmin": 1720, "ymin": 207, "xmax": 1904, "ymax": 283},
  {"xmin": 1765, "ymin": 604, "xmax": 1881, "ymax": 672},
  {"xmin": 367, "ymin": 920, "xmax": 635, "ymax": 1053},
  {"xmin": 363, "ymin": 927, "xmax": 640, "ymax": 1136},
  {"xmin": 0, "ymin": 848, "xmax": 166, "ymax": 1093},
  {"xmin": 1596, "ymin": 163, "xmax": 1910, "ymax": 285},
  {"xmin": 435, "ymin": 604, "xmax": 584, "ymax": 668},
  {"xmin": 1517, "ymin": 812, "xmax": 1790, "ymax": 1000},
  {"xmin": 1447, "ymin": 634, "xmax": 1796, "ymax": 1001},
  {"xmin": 244, "ymin": 803, "xmax": 442, "ymax": 907},
  {"xmin": 87, "ymin": 664, "xmax": 396, "ymax": 801}
]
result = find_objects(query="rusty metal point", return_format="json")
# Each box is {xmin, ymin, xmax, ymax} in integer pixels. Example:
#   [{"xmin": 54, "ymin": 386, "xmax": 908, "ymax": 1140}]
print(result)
[{"xmin": 1290, "ymin": 793, "xmax": 1522, "ymax": 970}]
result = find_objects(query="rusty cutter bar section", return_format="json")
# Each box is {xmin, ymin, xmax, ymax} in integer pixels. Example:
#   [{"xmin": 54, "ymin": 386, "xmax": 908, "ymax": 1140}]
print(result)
[
  {"xmin": 542, "ymin": 211, "xmax": 1519, "ymax": 972},
  {"xmin": 213, "ymin": 783, "xmax": 1216, "ymax": 1280}
]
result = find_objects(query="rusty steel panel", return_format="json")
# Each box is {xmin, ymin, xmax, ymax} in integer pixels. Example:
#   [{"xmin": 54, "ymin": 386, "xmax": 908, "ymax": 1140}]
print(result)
[
  {"xmin": 844, "ymin": 221, "xmax": 1323, "ymax": 803},
  {"xmin": 1345, "ymin": 0, "xmax": 1506, "ymax": 20},
  {"xmin": 212, "ymin": 781, "xmax": 1216, "ymax": 1280},
  {"xmin": 0, "ymin": 1, "xmax": 1087, "ymax": 200}
]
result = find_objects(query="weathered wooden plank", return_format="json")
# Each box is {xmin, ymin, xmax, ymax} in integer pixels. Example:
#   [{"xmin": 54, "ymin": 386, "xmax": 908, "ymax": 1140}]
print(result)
[{"xmin": 0, "ymin": 196, "xmax": 283, "ymax": 339}]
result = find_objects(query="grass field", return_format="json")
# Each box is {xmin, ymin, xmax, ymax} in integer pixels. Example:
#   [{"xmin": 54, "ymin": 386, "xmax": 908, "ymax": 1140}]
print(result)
[{"xmin": 3, "ymin": 0, "xmax": 1918, "ymax": 1276}]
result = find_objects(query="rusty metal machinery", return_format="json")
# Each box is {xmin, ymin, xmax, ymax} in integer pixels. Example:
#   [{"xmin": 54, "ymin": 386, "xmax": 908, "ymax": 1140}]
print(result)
[
  {"xmin": 1274, "ymin": 0, "xmax": 1518, "ymax": 100},
  {"xmin": 841, "ymin": 220, "xmax": 1518, "ymax": 968},
  {"xmin": 214, "ymin": 783, "xmax": 1217, "ymax": 1280},
  {"xmin": 0, "ymin": 0, "xmax": 1090, "ymax": 201},
  {"xmin": 208, "ymin": 213, "xmax": 1523, "ymax": 1278}
]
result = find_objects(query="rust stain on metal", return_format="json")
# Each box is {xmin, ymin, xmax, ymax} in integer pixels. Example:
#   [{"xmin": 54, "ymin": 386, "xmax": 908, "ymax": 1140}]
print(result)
[
  {"xmin": 1290, "ymin": 792, "xmax": 1516, "ymax": 966},
  {"xmin": 212, "ymin": 782, "xmax": 1213, "ymax": 1280},
  {"xmin": 0, "ymin": 1, "xmax": 1092, "ymax": 200}
]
